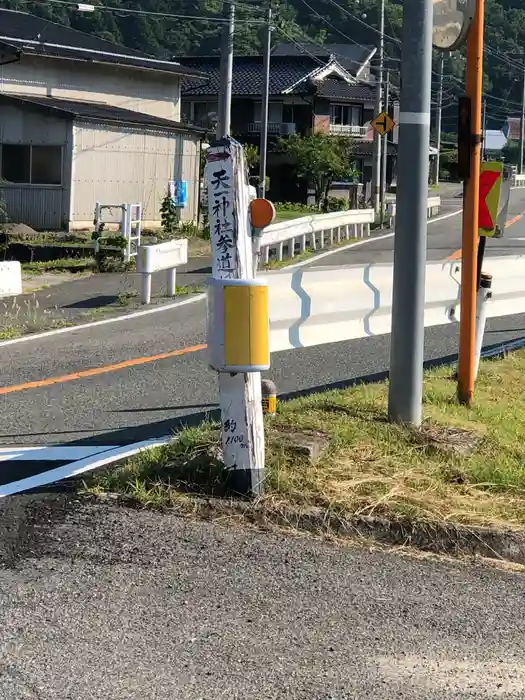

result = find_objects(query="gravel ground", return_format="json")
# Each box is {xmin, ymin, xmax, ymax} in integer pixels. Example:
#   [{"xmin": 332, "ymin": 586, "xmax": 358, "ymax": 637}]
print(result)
[{"xmin": 0, "ymin": 494, "xmax": 524, "ymax": 699}]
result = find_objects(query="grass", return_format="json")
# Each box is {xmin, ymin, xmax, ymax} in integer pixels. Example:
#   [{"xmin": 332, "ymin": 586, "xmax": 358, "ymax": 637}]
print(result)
[
  {"xmin": 274, "ymin": 208, "xmax": 311, "ymax": 223},
  {"xmin": 22, "ymin": 257, "xmax": 96, "ymax": 274},
  {"xmin": 83, "ymin": 350, "xmax": 525, "ymax": 530}
]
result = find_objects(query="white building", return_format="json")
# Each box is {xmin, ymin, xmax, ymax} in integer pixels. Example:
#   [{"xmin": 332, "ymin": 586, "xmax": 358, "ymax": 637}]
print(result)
[{"xmin": 0, "ymin": 9, "xmax": 206, "ymax": 230}]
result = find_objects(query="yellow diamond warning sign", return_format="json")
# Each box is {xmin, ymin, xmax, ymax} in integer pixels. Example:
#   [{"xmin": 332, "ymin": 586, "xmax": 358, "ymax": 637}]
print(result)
[{"xmin": 370, "ymin": 111, "xmax": 396, "ymax": 136}]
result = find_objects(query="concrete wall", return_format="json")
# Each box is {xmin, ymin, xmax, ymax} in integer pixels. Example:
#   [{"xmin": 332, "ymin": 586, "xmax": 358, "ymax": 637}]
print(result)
[
  {"xmin": 0, "ymin": 54, "xmax": 181, "ymax": 120},
  {"xmin": 70, "ymin": 121, "xmax": 201, "ymax": 229}
]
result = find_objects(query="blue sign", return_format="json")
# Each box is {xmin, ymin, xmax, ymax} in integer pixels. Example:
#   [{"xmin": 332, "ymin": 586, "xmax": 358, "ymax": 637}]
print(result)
[{"xmin": 169, "ymin": 180, "xmax": 188, "ymax": 208}]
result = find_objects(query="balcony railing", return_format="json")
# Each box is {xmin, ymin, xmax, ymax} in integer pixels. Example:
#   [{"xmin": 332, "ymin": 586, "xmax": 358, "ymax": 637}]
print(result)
[
  {"xmin": 329, "ymin": 124, "xmax": 369, "ymax": 138},
  {"xmin": 247, "ymin": 122, "xmax": 297, "ymax": 136}
]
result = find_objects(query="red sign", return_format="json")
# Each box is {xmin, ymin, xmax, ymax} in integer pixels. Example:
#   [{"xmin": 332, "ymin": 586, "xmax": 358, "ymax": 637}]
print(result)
[{"xmin": 478, "ymin": 169, "xmax": 500, "ymax": 229}]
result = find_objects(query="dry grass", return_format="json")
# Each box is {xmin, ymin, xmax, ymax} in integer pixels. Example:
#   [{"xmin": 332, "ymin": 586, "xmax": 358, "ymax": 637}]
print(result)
[{"xmin": 83, "ymin": 351, "xmax": 525, "ymax": 529}]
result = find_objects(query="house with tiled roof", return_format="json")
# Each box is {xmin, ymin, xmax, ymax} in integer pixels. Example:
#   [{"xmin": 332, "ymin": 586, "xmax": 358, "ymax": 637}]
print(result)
[
  {"xmin": 177, "ymin": 43, "xmax": 398, "ymax": 201},
  {"xmin": 0, "ymin": 8, "xmax": 205, "ymax": 230}
]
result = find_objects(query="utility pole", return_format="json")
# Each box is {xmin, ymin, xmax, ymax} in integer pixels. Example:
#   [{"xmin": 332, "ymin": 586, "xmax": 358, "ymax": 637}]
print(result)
[
  {"xmin": 372, "ymin": 0, "xmax": 385, "ymax": 214},
  {"xmin": 432, "ymin": 53, "xmax": 444, "ymax": 185},
  {"xmin": 457, "ymin": 0, "xmax": 484, "ymax": 405},
  {"xmin": 259, "ymin": 4, "xmax": 271, "ymax": 198},
  {"xmin": 481, "ymin": 97, "xmax": 486, "ymax": 162},
  {"xmin": 520, "ymin": 54, "xmax": 525, "ymax": 175},
  {"xmin": 387, "ymin": 0, "xmax": 432, "ymax": 425},
  {"xmin": 380, "ymin": 69, "xmax": 389, "ymax": 218},
  {"xmin": 217, "ymin": 0, "xmax": 235, "ymax": 138}
]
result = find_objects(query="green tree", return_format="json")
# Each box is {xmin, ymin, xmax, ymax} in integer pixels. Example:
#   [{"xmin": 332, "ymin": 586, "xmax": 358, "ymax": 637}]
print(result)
[
  {"xmin": 502, "ymin": 140, "xmax": 520, "ymax": 166},
  {"xmin": 280, "ymin": 133, "xmax": 357, "ymax": 210}
]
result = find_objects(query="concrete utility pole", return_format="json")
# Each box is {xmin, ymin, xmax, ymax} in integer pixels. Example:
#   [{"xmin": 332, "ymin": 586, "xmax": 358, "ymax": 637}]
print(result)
[
  {"xmin": 520, "ymin": 54, "xmax": 525, "ymax": 175},
  {"xmin": 259, "ymin": 3, "xmax": 272, "ymax": 198},
  {"xmin": 372, "ymin": 0, "xmax": 385, "ymax": 213},
  {"xmin": 380, "ymin": 69, "xmax": 389, "ymax": 216},
  {"xmin": 432, "ymin": 53, "xmax": 444, "ymax": 185},
  {"xmin": 217, "ymin": 0, "xmax": 235, "ymax": 138},
  {"xmin": 387, "ymin": 0, "xmax": 433, "ymax": 425}
]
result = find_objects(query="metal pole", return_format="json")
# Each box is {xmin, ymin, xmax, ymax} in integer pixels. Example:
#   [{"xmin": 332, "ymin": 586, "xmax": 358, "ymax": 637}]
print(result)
[
  {"xmin": 481, "ymin": 98, "xmax": 486, "ymax": 162},
  {"xmin": 380, "ymin": 70, "xmax": 389, "ymax": 222},
  {"xmin": 520, "ymin": 55, "xmax": 525, "ymax": 175},
  {"xmin": 259, "ymin": 4, "xmax": 271, "ymax": 198},
  {"xmin": 387, "ymin": 0, "xmax": 432, "ymax": 425},
  {"xmin": 372, "ymin": 0, "xmax": 385, "ymax": 214},
  {"xmin": 457, "ymin": 0, "xmax": 484, "ymax": 405},
  {"xmin": 433, "ymin": 53, "xmax": 444, "ymax": 185},
  {"xmin": 217, "ymin": 0, "xmax": 235, "ymax": 138}
]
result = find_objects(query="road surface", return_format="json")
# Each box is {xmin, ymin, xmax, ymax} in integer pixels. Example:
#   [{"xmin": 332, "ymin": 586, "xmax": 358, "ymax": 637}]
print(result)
[
  {"xmin": 0, "ymin": 496, "xmax": 524, "ymax": 700},
  {"xmin": 1, "ymin": 189, "xmax": 525, "ymax": 478}
]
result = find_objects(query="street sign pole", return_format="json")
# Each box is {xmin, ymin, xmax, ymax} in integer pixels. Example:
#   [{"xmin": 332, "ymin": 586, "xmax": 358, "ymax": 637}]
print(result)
[
  {"xmin": 387, "ymin": 0, "xmax": 433, "ymax": 425},
  {"xmin": 457, "ymin": 0, "xmax": 484, "ymax": 406}
]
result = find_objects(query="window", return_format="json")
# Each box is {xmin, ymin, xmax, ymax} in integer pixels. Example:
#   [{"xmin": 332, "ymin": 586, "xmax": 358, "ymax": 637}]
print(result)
[
  {"xmin": 330, "ymin": 104, "xmax": 362, "ymax": 126},
  {"xmin": 254, "ymin": 102, "xmax": 283, "ymax": 123},
  {"xmin": 1, "ymin": 144, "xmax": 62, "ymax": 185},
  {"xmin": 2, "ymin": 145, "xmax": 30, "ymax": 183},
  {"xmin": 282, "ymin": 104, "xmax": 295, "ymax": 123},
  {"xmin": 32, "ymin": 146, "xmax": 62, "ymax": 185},
  {"xmin": 193, "ymin": 102, "xmax": 218, "ymax": 125}
]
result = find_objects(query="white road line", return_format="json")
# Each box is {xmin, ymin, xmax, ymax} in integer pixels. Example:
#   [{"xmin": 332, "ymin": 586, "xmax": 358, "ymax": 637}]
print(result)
[
  {"xmin": 0, "ymin": 208, "xmax": 463, "ymax": 349},
  {"xmin": 0, "ymin": 445, "xmax": 119, "ymax": 462},
  {"xmin": 0, "ymin": 436, "xmax": 172, "ymax": 498}
]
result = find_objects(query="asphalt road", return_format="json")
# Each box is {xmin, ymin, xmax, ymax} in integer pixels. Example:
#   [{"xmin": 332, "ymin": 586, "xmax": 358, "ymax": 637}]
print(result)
[
  {"xmin": 2, "ymin": 189, "xmax": 525, "ymax": 460},
  {"xmin": 1, "ymin": 495, "xmax": 524, "ymax": 700},
  {"xmin": 2, "ymin": 192, "xmax": 525, "ymax": 699}
]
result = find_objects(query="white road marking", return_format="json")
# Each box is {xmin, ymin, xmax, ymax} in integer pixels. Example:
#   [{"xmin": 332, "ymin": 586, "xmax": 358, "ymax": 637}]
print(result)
[
  {"xmin": 0, "ymin": 207, "xmax": 464, "ymax": 349},
  {"xmin": 0, "ymin": 436, "xmax": 172, "ymax": 498},
  {"xmin": 0, "ymin": 445, "xmax": 119, "ymax": 462}
]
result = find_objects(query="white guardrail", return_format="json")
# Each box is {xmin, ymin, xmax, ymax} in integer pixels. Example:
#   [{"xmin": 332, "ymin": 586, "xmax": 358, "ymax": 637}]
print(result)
[
  {"xmin": 260, "ymin": 197, "xmax": 441, "ymax": 265},
  {"xmin": 385, "ymin": 196, "xmax": 441, "ymax": 228},
  {"xmin": 0, "ymin": 261, "xmax": 22, "ymax": 298},
  {"xmin": 513, "ymin": 174, "xmax": 525, "ymax": 187},
  {"xmin": 264, "ymin": 255, "xmax": 525, "ymax": 353}
]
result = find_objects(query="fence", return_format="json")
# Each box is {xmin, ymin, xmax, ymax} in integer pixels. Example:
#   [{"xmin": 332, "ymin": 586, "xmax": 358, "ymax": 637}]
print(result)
[
  {"xmin": 513, "ymin": 174, "xmax": 525, "ymax": 188},
  {"xmin": 259, "ymin": 209, "xmax": 375, "ymax": 265},
  {"xmin": 94, "ymin": 202, "xmax": 142, "ymax": 263},
  {"xmin": 385, "ymin": 196, "xmax": 441, "ymax": 228}
]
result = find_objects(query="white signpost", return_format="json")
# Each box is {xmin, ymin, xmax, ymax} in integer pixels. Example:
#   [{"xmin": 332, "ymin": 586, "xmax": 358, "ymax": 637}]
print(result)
[
  {"xmin": 137, "ymin": 239, "xmax": 188, "ymax": 304},
  {"xmin": 205, "ymin": 138, "xmax": 266, "ymax": 496}
]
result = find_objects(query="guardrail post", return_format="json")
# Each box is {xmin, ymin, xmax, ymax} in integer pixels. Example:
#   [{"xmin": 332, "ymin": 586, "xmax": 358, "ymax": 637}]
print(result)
[
  {"xmin": 166, "ymin": 268, "xmax": 177, "ymax": 296},
  {"xmin": 141, "ymin": 272, "xmax": 152, "ymax": 304},
  {"xmin": 205, "ymin": 138, "xmax": 266, "ymax": 497}
]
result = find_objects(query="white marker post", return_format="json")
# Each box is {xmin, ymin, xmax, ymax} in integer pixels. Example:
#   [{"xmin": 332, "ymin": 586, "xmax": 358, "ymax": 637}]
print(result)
[{"xmin": 205, "ymin": 138, "xmax": 266, "ymax": 496}]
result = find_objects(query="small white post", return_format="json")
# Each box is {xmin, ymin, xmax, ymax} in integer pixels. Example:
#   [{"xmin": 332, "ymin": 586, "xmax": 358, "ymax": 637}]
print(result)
[
  {"xmin": 300, "ymin": 234, "xmax": 307, "ymax": 252},
  {"xmin": 320, "ymin": 229, "xmax": 325, "ymax": 248},
  {"xmin": 166, "ymin": 268, "xmax": 177, "ymax": 297},
  {"xmin": 263, "ymin": 246, "xmax": 269, "ymax": 265},
  {"xmin": 141, "ymin": 273, "xmax": 152, "ymax": 304},
  {"xmin": 205, "ymin": 138, "xmax": 265, "ymax": 496},
  {"xmin": 277, "ymin": 241, "xmax": 284, "ymax": 261},
  {"xmin": 473, "ymin": 273, "xmax": 492, "ymax": 380},
  {"xmin": 121, "ymin": 203, "xmax": 131, "ymax": 263},
  {"xmin": 289, "ymin": 236, "xmax": 296, "ymax": 258}
]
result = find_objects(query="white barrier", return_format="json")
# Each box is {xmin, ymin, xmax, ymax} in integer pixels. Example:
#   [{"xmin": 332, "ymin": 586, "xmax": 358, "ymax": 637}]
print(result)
[
  {"xmin": 264, "ymin": 255, "xmax": 525, "ymax": 353},
  {"xmin": 513, "ymin": 174, "xmax": 525, "ymax": 188},
  {"xmin": 385, "ymin": 196, "xmax": 441, "ymax": 228},
  {"xmin": 0, "ymin": 261, "xmax": 22, "ymax": 297},
  {"xmin": 137, "ymin": 239, "xmax": 188, "ymax": 304},
  {"xmin": 260, "ymin": 209, "xmax": 375, "ymax": 265}
]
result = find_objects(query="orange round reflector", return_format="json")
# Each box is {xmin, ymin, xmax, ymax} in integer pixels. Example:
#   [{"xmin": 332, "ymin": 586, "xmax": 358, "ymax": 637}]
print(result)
[{"xmin": 249, "ymin": 198, "xmax": 276, "ymax": 229}]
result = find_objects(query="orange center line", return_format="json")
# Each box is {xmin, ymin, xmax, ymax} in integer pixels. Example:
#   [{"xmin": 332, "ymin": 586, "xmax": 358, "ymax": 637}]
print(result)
[
  {"xmin": 447, "ymin": 212, "xmax": 524, "ymax": 261},
  {"xmin": 0, "ymin": 343, "xmax": 207, "ymax": 396}
]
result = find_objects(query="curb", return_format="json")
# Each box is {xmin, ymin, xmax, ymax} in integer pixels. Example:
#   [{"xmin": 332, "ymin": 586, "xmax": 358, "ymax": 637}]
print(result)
[{"xmin": 93, "ymin": 492, "xmax": 525, "ymax": 565}]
